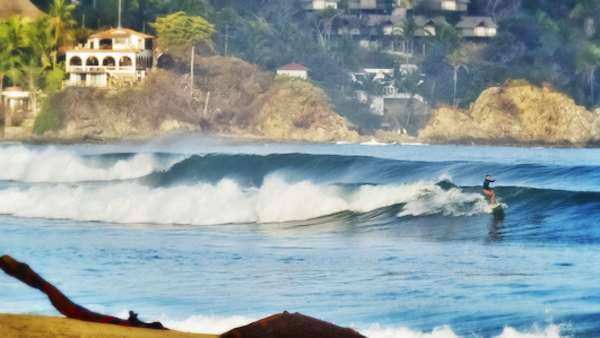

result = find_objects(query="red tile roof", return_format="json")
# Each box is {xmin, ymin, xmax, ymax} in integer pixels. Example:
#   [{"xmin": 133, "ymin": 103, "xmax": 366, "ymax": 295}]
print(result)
[{"xmin": 277, "ymin": 63, "xmax": 309, "ymax": 71}]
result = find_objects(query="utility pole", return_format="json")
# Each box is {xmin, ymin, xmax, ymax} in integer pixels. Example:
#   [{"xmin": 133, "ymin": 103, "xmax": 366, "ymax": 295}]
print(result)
[{"xmin": 118, "ymin": 0, "xmax": 122, "ymax": 28}]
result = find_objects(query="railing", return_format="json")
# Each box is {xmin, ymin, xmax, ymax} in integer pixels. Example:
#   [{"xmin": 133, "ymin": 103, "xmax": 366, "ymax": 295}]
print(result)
[{"xmin": 67, "ymin": 65, "xmax": 134, "ymax": 72}]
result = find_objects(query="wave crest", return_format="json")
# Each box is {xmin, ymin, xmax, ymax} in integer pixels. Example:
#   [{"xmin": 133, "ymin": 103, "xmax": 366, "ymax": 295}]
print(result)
[
  {"xmin": 0, "ymin": 146, "xmax": 179, "ymax": 182},
  {"xmin": 0, "ymin": 177, "xmax": 487, "ymax": 225}
]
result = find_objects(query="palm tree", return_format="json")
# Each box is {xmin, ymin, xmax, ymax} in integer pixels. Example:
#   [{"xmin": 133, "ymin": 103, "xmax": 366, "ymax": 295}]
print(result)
[
  {"xmin": 26, "ymin": 19, "xmax": 54, "ymax": 70},
  {"xmin": 399, "ymin": 68, "xmax": 424, "ymax": 130},
  {"xmin": 47, "ymin": 0, "xmax": 76, "ymax": 68},
  {"xmin": 576, "ymin": 43, "xmax": 600, "ymax": 106},
  {"xmin": 314, "ymin": 7, "xmax": 339, "ymax": 51},
  {"xmin": 447, "ymin": 48, "xmax": 469, "ymax": 106},
  {"xmin": 431, "ymin": 22, "xmax": 460, "ymax": 54},
  {"xmin": 394, "ymin": 15, "xmax": 418, "ymax": 56},
  {"xmin": 332, "ymin": 33, "xmax": 359, "ymax": 70},
  {"xmin": 1, "ymin": 16, "xmax": 31, "ymax": 85},
  {"xmin": 570, "ymin": 0, "xmax": 600, "ymax": 38}
]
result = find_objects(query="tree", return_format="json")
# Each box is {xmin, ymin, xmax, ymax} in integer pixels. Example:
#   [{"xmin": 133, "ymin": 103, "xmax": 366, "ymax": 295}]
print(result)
[
  {"xmin": 331, "ymin": 33, "xmax": 359, "ymax": 70},
  {"xmin": 1, "ymin": 16, "xmax": 32, "ymax": 86},
  {"xmin": 47, "ymin": 0, "xmax": 76, "ymax": 68},
  {"xmin": 399, "ymin": 68, "xmax": 424, "ymax": 131},
  {"xmin": 213, "ymin": 7, "xmax": 241, "ymax": 56},
  {"xmin": 237, "ymin": 17, "xmax": 272, "ymax": 67},
  {"xmin": 576, "ymin": 42, "xmax": 600, "ymax": 106},
  {"xmin": 313, "ymin": 7, "xmax": 339, "ymax": 51},
  {"xmin": 447, "ymin": 48, "xmax": 469, "ymax": 106},
  {"xmin": 430, "ymin": 21, "xmax": 461, "ymax": 54},
  {"xmin": 151, "ymin": 11, "xmax": 214, "ymax": 90},
  {"xmin": 486, "ymin": 0, "xmax": 521, "ymax": 23},
  {"xmin": 394, "ymin": 15, "xmax": 418, "ymax": 56},
  {"xmin": 570, "ymin": 0, "xmax": 600, "ymax": 38},
  {"xmin": 26, "ymin": 19, "xmax": 54, "ymax": 70}
]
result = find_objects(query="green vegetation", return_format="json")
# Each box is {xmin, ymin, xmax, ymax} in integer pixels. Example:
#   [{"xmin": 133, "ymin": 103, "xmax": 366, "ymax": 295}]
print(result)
[
  {"xmin": 8, "ymin": 0, "xmax": 600, "ymax": 136},
  {"xmin": 32, "ymin": 93, "xmax": 63, "ymax": 134}
]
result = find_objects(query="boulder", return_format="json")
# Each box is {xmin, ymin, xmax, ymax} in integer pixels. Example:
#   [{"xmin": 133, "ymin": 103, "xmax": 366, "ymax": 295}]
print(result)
[
  {"xmin": 220, "ymin": 312, "xmax": 366, "ymax": 338},
  {"xmin": 419, "ymin": 84, "xmax": 600, "ymax": 146}
]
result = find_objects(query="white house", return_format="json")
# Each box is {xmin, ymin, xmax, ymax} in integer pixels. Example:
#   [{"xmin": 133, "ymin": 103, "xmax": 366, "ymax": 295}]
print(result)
[
  {"xmin": 276, "ymin": 63, "xmax": 309, "ymax": 80},
  {"xmin": 301, "ymin": 0, "xmax": 340, "ymax": 10},
  {"xmin": 64, "ymin": 27, "xmax": 154, "ymax": 87},
  {"xmin": 2, "ymin": 87, "xmax": 30, "ymax": 127}
]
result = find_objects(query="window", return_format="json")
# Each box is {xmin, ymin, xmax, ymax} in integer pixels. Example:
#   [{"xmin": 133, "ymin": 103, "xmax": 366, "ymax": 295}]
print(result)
[
  {"xmin": 441, "ymin": 1, "xmax": 457, "ymax": 10},
  {"xmin": 69, "ymin": 56, "xmax": 82, "ymax": 66}
]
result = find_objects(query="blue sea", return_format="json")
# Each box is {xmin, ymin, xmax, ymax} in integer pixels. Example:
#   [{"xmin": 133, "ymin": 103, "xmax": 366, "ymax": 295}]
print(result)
[{"xmin": 1, "ymin": 134, "xmax": 599, "ymax": 338}]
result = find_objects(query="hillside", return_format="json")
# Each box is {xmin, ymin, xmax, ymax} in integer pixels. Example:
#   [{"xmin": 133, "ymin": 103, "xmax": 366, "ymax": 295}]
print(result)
[
  {"xmin": 31, "ymin": 56, "xmax": 362, "ymax": 143},
  {"xmin": 0, "ymin": 0, "xmax": 44, "ymax": 21}
]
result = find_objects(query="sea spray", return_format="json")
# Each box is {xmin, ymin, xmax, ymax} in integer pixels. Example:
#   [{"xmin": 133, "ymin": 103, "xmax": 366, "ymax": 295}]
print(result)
[
  {"xmin": 0, "ymin": 177, "xmax": 490, "ymax": 225},
  {"xmin": 0, "ymin": 146, "xmax": 182, "ymax": 182}
]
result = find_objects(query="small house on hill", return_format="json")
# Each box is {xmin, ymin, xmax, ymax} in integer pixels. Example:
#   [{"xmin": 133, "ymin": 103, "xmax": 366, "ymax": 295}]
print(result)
[
  {"xmin": 456, "ymin": 16, "xmax": 497, "ymax": 38},
  {"xmin": 276, "ymin": 63, "xmax": 309, "ymax": 80},
  {"xmin": 64, "ymin": 27, "xmax": 154, "ymax": 87},
  {"xmin": 301, "ymin": 0, "xmax": 340, "ymax": 10},
  {"xmin": 0, "ymin": 0, "xmax": 44, "ymax": 21},
  {"xmin": 430, "ymin": 0, "xmax": 469, "ymax": 12}
]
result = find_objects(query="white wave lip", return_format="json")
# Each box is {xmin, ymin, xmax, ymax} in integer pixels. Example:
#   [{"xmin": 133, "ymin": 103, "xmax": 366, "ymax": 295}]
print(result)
[
  {"xmin": 361, "ymin": 323, "xmax": 567, "ymax": 338},
  {"xmin": 0, "ymin": 146, "xmax": 175, "ymax": 182},
  {"xmin": 0, "ymin": 176, "xmax": 489, "ymax": 225}
]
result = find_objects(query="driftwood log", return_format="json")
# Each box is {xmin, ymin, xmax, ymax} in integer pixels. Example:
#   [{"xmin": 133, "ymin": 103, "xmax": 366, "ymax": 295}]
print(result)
[
  {"xmin": 0, "ymin": 255, "xmax": 165, "ymax": 329},
  {"xmin": 221, "ymin": 311, "xmax": 367, "ymax": 338}
]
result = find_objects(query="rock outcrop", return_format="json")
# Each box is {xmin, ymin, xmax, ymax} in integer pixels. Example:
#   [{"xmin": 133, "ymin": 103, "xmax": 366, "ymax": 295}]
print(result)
[
  {"xmin": 254, "ymin": 79, "xmax": 361, "ymax": 142},
  {"xmin": 419, "ymin": 84, "xmax": 600, "ymax": 146}
]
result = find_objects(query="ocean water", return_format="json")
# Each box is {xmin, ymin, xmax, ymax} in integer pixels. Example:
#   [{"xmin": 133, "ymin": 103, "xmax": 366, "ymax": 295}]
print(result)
[{"xmin": 0, "ymin": 134, "xmax": 599, "ymax": 338}]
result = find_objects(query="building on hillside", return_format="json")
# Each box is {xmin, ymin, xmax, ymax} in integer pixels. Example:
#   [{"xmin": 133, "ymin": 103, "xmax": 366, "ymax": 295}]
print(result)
[
  {"xmin": 455, "ymin": 16, "xmax": 497, "ymax": 38},
  {"xmin": 413, "ymin": 16, "xmax": 448, "ymax": 37},
  {"xmin": 301, "ymin": 0, "xmax": 340, "ymax": 10},
  {"xmin": 345, "ymin": 0, "xmax": 410, "ymax": 14},
  {"xmin": 0, "ymin": 0, "xmax": 44, "ymax": 21},
  {"xmin": 428, "ymin": 0, "xmax": 469, "ymax": 12},
  {"xmin": 1, "ymin": 87, "xmax": 30, "ymax": 127},
  {"xmin": 64, "ymin": 27, "xmax": 154, "ymax": 87},
  {"xmin": 276, "ymin": 63, "xmax": 309, "ymax": 80},
  {"xmin": 353, "ymin": 66, "xmax": 423, "ymax": 116}
]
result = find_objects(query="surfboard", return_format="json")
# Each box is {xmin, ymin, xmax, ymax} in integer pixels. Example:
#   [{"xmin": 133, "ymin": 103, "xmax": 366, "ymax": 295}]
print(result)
[{"xmin": 490, "ymin": 203, "xmax": 505, "ymax": 220}]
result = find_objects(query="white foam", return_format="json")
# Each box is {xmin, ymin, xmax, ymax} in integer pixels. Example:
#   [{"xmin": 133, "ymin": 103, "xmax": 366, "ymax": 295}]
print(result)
[
  {"xmin": 0, "ymin": 146, "xmax": 177, "ymax": 182},
  {"xmin": 0, "ymin": 177, "xmax": 489, "ymax": 225},
  {"xmin": 492, "ymin": 325, "xmax": 567, "ymax": 338},
  {"xmin": 361, "ymin": 139, "xmax": 393, "ymax": 146},
  {"xmin": 361, "ymin": 324, "xmax": 568, "ymax": 338},
  {"xmin": 157, "ymin": 314, "xmax": 256, "ymax": 334},
  {"xmin": 133, "ymin": 315, "xmax": 569, "ymax": 338}
]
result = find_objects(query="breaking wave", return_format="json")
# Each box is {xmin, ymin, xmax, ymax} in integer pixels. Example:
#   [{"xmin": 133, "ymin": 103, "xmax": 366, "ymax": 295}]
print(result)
[
  {"xmin": 0, "ymin": 176, "xmax": 487, "ymax": 225},
  {"xmin": 152, "ymin": 313, "xmax": 568, "ymax": 338},
  {"xmin": 0, "ymin": 146, "xmax": 181, "ymax": 182}
]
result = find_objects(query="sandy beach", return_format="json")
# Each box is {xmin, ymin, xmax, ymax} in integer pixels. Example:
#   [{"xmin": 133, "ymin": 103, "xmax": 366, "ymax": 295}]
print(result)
[{"xmin": 0, "ymin": 314, "xmax": 218, "ymax": 338}]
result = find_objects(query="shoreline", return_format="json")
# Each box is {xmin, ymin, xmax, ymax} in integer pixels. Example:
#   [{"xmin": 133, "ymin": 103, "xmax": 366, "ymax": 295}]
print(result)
[
  {"xmin": 2, "ymin": 130, "xmax": 598, "ymax": 149},
  {"xmin": 0, "ymin": 313, "xmax": 218, "ymax": 338}
]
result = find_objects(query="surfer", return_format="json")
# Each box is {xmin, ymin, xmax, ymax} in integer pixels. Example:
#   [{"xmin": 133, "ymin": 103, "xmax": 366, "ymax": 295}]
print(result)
[{"xmin": 483, "ymin": 174, "xmax": 495, "ymax": 205}]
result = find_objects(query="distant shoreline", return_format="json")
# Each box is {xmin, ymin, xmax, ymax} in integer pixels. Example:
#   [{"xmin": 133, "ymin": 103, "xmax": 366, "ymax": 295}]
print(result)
[{"xmin": 3, "ymin": 131, "xmax": 598, "ymax": 149}]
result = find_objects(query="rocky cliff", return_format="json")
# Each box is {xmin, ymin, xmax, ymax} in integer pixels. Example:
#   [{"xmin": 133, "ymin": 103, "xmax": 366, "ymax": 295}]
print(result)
[
  {"xmin": 25, "ymin": 56, "xmax": 360, "ymax": 143},
  {"xmin": 419, "ymin": 84, "xmax": 600, "ymax": 146},
  {"xmin": 254, "ymin": 78, "xmax": 361, "ymax": 142}
]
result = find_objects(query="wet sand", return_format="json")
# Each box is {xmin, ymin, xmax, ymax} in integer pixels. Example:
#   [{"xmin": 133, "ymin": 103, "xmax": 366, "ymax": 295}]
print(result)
[{"xmin": 0, "ymin": 314, "xmax": 219, "ymax": 338}]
